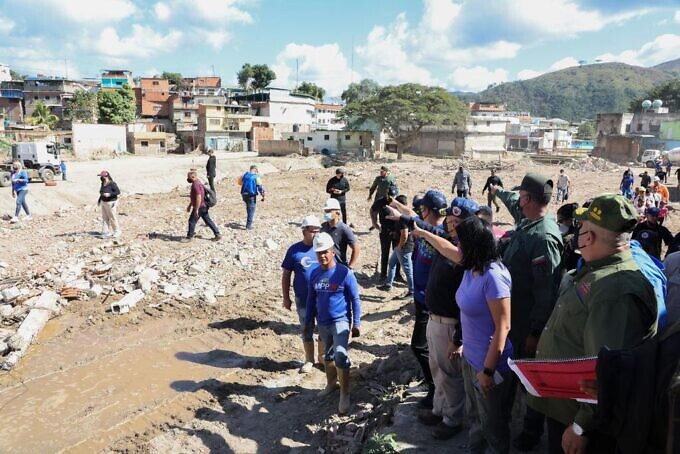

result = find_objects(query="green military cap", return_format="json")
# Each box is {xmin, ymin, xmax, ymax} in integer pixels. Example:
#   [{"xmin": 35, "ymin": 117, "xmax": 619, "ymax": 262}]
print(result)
[
  {"xmin": 574, "ymin": 194, "xmax": 638, "ymax": 232},
  {"xmin": 519, "ymin": 172, "xmax": 553, "ymax": 199}
]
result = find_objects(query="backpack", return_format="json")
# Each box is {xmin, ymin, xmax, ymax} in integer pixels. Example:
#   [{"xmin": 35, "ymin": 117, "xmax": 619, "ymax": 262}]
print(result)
[
  {"xmin": 203, "ymin": 185, "xmax": 217, "ymax": 208},
  {"xmin": 595, "ymin": 320, "xmax": 680, "ymax": 453}
]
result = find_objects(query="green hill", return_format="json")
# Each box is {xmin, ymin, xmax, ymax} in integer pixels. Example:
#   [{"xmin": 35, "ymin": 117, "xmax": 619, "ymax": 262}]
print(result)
[
  {"xmin": 465, "ymin": 62, "xmax": 673, "ymax": 121},
  {"xmin": 654, "ymin": 58, "xmax": 680, "ymax": 76}
]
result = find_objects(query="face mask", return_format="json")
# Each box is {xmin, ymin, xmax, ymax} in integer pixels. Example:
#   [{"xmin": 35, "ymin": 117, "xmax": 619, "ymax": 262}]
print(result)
[
  {"xmin": 558, "ymin": 223, "xmax": 570, "ymax": 235},
  {"xmin": 323, "ymin": 212, "xmax": 333, "ymax": 222},
  {"xmin": 187, "ymin": 178, "xmax": 192, "ymax": 183}
]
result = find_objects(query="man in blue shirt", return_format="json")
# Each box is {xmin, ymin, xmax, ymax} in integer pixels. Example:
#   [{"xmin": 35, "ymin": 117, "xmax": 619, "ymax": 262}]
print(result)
[
  {"xmin": 282, "ymin": 215, "xmax": 322, "ymax": 373},
  {"xmin": 304, "ymin": 232, "xmax": 361, "ymax": 415},
  {"xmin": 238, "ymin": 165, "xmax": 265, "ymax": 230}
]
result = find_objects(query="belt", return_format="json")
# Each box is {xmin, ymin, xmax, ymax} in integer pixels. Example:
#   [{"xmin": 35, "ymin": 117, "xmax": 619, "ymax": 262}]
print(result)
[{"xmin": 429, "ymin": 314, "xmax": 458, "ymax": 325}]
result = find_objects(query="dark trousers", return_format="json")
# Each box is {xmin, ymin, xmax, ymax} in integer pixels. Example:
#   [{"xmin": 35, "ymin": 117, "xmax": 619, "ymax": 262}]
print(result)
[
  {"xmin": 242, "ymin": 194, "xmax": 256, "ymax": 229},
  {"xmin": 487, "ymin": 192, "xmax": 499, "ymax": 209},
  {"xmin": 379, "ymin": 231, "xmax": 394, "ymax": 278},
  {"xmin": 457, "ymin": 189, "xmax": 469, "ymax": 199},
  {"xmin": 339, "ymin": 201, "xmax": 347, "ymax": 224},
  {"xmin": 547, "ymin": 418, "xmax": 616, "ymax": 454},
  {"xmin": 411, "ymin": 302, "xmax": 434, "ymax": 388},
  {"xmin": 187, "ymin": 206, "xmax": 220, "ymax": 238},
  {"xmin": 511, "ymin": 333, "xmax": 546, "ymax": 441},
  {"xmin": 207, "ymin": 175, "xmax": 215, "ymax": 192}
]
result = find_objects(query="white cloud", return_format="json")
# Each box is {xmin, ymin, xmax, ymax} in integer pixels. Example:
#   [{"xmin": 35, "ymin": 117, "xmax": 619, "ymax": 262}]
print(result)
[
  {"xmin": 420, "ymin": 0, "xmax": 461, "ymax": 33},
  {"xmin": 154, "ymin": 2, "xmax": 171, "ymax": 21},
  {"xmin": 449, "ymin": 66, "xmax": 508, "ymax": 92},
  {"xmin": 517, "ymin": 69, "xmax": 544, "ymax": 80},
  {"xmin": 272, "ymin": 43, "xmax": 360, "ymax": 96},
  {"xmin": 201, "ymin": 30, "xmax": 231, "ymax": 50},
  {"xmin": 142, "ymin": 68, "xmax": 161, "ymax": 77},
  {"xmin": 23, "ymin": 0, "xmax": 136, "ymax": 23},
  {"xmin": 549, "ymin": 56, "xmax": 579, "ymax": 71},
  {"xmin": 596, "ymin": 34, "xmax": 680, "ymax": 66},
  {"xmin": 88, "ymin": 25, "xmax": 182, "ymax": 59},
  {"xmin": 0, "ymin": 16, "xmax": 15, "ymax": 33},
  {"xmin": 674, "ymin": 10, "xmax": 680, "ymax": 24},
  {"xmin": 178, "ymin": 0, "xmax": 253, "ymax": 24}
]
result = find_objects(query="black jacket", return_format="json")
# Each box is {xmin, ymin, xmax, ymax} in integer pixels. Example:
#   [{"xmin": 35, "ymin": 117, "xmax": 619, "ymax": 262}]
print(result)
[
  {"xmin": 206, "ymin": 155, "xmax": 216, "ymax": 177},
  {"xmin": 99, "ymin": 181, "xmax": 120, "ymax": 203},
  {"xmin": 326, "ymin": 176, "xmax": 350, "ymax": 202},
  {"xmin": 482, "ymin": 175, "xmax": 503, "ymax": 193}
]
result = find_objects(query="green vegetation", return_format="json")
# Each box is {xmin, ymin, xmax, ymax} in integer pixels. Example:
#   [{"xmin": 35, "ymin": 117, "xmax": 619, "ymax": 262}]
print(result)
[
  {"xmin": 97, "ymin": 84, "xmax": 136, "ymax": 124},
  {"xmin": 29, "ymin": 101, "xmax": 59, "ymax": 129},
  {"xmin": 629, "ymin": 78, "xmax": 680, "ymax": 113},
  {"xmin": 64, "ymin": 89, "xmax": 98, "ymax": 123},
  {"xmin": 341, "ymin": 83, "xmax": 468, "ymax": 159},
  {"xmin": 9, "ymin": 69, "xmax": 25, "ymax": 81},
  {"xmin": 237, "ymin": 63, "xmax": 276, "ymax": 91},
  {"xmin": 577, "ymin": 121, "xmax": 596, "ymax": 139},
  {"xmin": 465, "ymin": 63, "xmax": 673, "ymax": 121},
  {"xmin": 362, "ymin": 433, "xmax": 399, "ymax": 454},
  {"xmin": 294, "ymin": 81, "xmax": 325, "ymax": 100},
  {"xmin": 161, "ymin": 71, "xmax": 183, "ymax": 86},
  {"xmin": 341, "ymin": 79, "xmax": 381, "ymax": 104},
  {"xmin": 654, "ymin": 58, "xmax": 680, "ymax": 77}
]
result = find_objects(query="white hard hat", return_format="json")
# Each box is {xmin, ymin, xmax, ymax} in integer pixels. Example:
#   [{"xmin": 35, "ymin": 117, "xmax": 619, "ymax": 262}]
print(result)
[
  {"xmin": 301, "ymin": 215, "xmax": 321, "ymax": 229},
  {"xmin": 323, "ymin": 198, "xmax": 341, "ymax": 211},
  {"xmin": 313, "ymin": 232, "xmax": 335, "ymax": 252}
]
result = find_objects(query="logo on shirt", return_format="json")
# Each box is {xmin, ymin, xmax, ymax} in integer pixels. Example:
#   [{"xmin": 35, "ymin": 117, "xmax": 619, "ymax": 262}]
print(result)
[
  {"xmin": 300, "ymin": 256, "xmax": 315, "ymax": 268},
  {"xmin": 314, "ymin": 278, "xmax": 339, "ymax": 291}
]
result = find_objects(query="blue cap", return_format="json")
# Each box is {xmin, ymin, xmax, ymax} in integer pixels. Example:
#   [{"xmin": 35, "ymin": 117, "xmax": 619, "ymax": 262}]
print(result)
[
  {"xmin": 647, "ymin": 206, "xmax": 661, "ymax": 217},
  {"xmin": 419, "ymin": 190, "xmax": 447, "ymax": 210},
  {"xmin": 446, "ymin": 197, "xmax": 479, "ymax": 218},
  {"xmin": 388, "ymin": 184, "xmax": 399, "ymax": 197}
]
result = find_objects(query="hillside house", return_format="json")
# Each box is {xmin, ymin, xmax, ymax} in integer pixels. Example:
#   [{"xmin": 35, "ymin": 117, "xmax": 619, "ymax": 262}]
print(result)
[
  {"xmin": 101, "ymin": 70, "xmax": 133, "ymax": 90},
  {"xmin": 135, "ymin": 78, "xmax": 171, "ymax": 118}
]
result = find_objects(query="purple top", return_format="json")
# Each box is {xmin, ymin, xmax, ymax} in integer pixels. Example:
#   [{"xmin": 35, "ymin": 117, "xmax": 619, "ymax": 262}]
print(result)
[{"xmin": 456, "ymin": 261, "xmax": 513, "ymax": 373}]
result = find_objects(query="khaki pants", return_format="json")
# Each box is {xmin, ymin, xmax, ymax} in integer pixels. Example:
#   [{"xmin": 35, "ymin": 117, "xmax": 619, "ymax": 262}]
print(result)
[
  {"xmin": 426, "ymin": 317, "xmax": 465, "ymax": 427},
  {"xmin": 101, "ymin": 200, "xmax": 120, "ymax": 234}
]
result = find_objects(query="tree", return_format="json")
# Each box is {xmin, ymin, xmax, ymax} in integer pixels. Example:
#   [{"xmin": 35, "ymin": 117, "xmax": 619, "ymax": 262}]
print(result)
[
  {"xmin": 341, "ymin": 83, "xmax": 468, "ymax": 159},
  {"xmin": 341, "ymin": 79, "xmax": 380, "ymax": 104},
  {"xmin": 237, "ymin": 63, "xmax": 253, "ymax": 89},
  {"xmin": 629, "ymin": 78, "xmax": 680, "ymax": 113},
  {"xmin": 576, "ymin": 121, "xmax": 596, "ymax": 139},
  {"xmin": 161, "ymin": 71, "xmax": 183, "ymax": 86},
  {"xmin": 64, "ymin": 89, "xmax": 98, "ymax": 123},
  {"xmin": 9, "ymin": 69, "xmax": 25, "ymax": 81},
  {"xmin": 237, "ymin": 63, "xmax": 275, "ymax": 91},
  {"xmin": 295, "ymin": 81, "xmax": 325, "ymax": 100},
  {"xmin": 30, "ymin": 102, "xmax": 59, "ymax": 129},
  {"xmin": 98, "ymin": 84, "xmax": 136, "ymax": 124}
]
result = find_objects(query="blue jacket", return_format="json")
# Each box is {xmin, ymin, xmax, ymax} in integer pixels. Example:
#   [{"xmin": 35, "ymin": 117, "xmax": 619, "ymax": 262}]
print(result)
[
  {"xmin": 305, "ymin": 263, "xmax": 361, "ymax": 327},
  {"xmin": 240, "ymin": 171, "xmax": 264, "ymax": 196},
  {"xmin": 11, "ymin": 170, "xmax": 29, "ymax": 192}
]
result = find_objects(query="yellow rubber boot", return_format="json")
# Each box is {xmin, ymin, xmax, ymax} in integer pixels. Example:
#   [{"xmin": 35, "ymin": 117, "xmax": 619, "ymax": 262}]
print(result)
[
  {"xmin": 318, "ymin": 361, "xmax": 339, "ymax": 397},
  {"xmin": 337, "ymin": 367, "xmax": 350, "ymax": 415}
]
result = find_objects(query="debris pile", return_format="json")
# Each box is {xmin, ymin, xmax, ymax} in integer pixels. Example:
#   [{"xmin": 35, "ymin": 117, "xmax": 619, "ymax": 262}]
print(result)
[{"xmin": 565, "ymin": 156, "xmax": 621, "ymax": 172}]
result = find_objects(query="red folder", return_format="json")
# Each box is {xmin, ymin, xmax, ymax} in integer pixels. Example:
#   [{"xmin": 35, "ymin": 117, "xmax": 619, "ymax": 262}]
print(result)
[{"xmin": 508, "ymin": 356, "xmax": 598, "ymax": 404}]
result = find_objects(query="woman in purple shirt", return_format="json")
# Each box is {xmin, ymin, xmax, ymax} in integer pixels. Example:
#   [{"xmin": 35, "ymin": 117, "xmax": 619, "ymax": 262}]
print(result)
[{"xmin": 412, "ymin": 215, "xmax": 513, "ymax": 453}]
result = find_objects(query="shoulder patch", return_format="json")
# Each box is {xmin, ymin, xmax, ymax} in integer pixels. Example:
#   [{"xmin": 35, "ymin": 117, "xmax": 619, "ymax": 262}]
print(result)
[{"xmin": 532, "ymin": 255, "xmax": 547, "ymax": 266}]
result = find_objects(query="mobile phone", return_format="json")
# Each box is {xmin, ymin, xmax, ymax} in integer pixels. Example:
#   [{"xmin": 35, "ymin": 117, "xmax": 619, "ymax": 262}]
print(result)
[{"xmin": 474, "ymin": 370, "xmax": 504, "ymax": 391}]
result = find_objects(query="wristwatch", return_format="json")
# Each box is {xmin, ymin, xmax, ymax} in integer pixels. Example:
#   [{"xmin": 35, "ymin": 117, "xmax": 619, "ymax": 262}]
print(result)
[
  {"xmin": 482, "ymin": 367, "xmax": 495, "ymax": 377},
  {"xmin": 572, "ymin": 422, "xmax": 584, "ymax": 436}
]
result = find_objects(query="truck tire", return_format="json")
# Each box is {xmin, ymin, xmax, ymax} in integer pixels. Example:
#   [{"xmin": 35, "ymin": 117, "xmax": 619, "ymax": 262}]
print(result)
[
  {"xmin": 646, "ymin": 160, "xmax": 655, "ymax": 168},
  {"xmin": 39, "ymin": 167, "xmax": 55, "ymax": 182},
  {"xmin": 0, "ymin": 172, "xmax": 10, "ymax": 187}
]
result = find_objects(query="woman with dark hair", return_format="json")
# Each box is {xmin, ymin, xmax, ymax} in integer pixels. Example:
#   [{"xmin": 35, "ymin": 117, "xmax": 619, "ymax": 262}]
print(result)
[
  {"xmin": 97, "ymin": 170, "xmax": 121, "ymax": 238},
  {"xmin": 412, "ymin": 215, "xmax": 513, "ymax": 453}
]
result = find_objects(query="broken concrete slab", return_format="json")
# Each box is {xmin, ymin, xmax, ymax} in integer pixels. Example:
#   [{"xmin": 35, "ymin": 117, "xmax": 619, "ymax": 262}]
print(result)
[
  {"xmin": 137, "ymin": 268, "xmax": 160, "ymax": 292},
  {"xmin": 110, "ymin": 289, "xmax": 145, "ymax": 314},
  {"xmin": 1, "ymin": 287, "xmax": 20, "ymax": 303}
]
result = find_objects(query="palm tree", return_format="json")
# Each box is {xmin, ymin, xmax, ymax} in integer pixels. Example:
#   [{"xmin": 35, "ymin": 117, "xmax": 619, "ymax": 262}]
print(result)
[{"xmin": 30, "ymin": 101, "xmax": 59, "ymax": 129}]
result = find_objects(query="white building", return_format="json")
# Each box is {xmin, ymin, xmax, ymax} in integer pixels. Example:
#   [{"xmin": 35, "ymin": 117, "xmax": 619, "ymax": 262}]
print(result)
[
  {"xmin": 72, "ymin": 123, "xmax": 127, "ymax": 158},
  {"xmin": 289, "ymin": 130, "xmax": 339, "ymax": 154},
  {"xmin": 0, "ymin": 64, "xmax": 11, "ymax": 82},
  {"xmin": 231, "ymin": 88, "xmax": 316, "ymax": 138},
  {"xmin": 314, "ymin": 103, "xmax": 345, "ymax": 130},
  {"xmin": 465, "ymin": 115, "xmax": 518, "ymax": 156}
]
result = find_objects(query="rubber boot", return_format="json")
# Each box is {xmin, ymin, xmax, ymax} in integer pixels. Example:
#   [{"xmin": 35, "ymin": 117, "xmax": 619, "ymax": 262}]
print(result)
[
  {"xmin": 337, "ymin": 367, "xmax": 350, "ymax": 415},
  {"xmin": 318, "ymin": 361, "xmax": 339, "ymax": 397},
  {"xmin": 316, "ymin": 340, "xmax": 325, "ymax": 365},
  {"xmin": 300, "ymin": 341, "xmax": 315, "ymax": 373}
]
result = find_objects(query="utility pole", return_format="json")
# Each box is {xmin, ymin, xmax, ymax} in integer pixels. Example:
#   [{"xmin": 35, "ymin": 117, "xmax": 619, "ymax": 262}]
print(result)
[
  {"xmin": 350, "ymin": 37, "xmax": 354, "ymax": 85},
  {"xmin": 65, "ymin": 59, "xmax": 69, "ymax": 79},
  {"xmin": 295, "ymin": 58, "xmax": 299, "ymax": 89}
]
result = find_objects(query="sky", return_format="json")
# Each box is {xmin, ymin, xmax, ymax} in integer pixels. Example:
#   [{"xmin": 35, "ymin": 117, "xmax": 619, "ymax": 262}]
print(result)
[{"xmin": 0, "ymin": 0, "xmax": 679, "ymax": 97}]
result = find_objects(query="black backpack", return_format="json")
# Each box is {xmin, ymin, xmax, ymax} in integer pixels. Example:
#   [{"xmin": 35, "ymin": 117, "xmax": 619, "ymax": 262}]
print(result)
[
  {"xmin": 203, "ymin": 185, "xmax": 217, "ymax": 208},
  {"xmin": 595, "ymin": 320, "xmax": 680, "ymax": 453}
]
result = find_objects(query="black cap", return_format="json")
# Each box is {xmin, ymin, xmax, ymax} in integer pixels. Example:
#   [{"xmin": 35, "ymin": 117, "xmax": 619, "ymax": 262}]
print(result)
[
  {"xmin": 519, "ymin": 172, "xmax": 553, "ymax": 202},
  {"xmin": 380, "ymin": 165, "xmax": 389, "ymax": 172}
]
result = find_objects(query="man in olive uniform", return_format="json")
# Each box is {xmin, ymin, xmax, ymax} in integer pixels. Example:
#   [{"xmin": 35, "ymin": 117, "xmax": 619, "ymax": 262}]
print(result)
[
  {"xmin": 489, "ymin": 173, "xmax": 564, "ymax": 451},
  {"xmin": 529, "ymin": 194, "xmax": 659, "ymax": 454}
]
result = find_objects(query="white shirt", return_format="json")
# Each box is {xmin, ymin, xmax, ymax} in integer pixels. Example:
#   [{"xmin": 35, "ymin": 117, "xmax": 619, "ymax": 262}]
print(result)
[{"xmin": 557, "ymin": 174, "xmax": 570, "ymax": 189}]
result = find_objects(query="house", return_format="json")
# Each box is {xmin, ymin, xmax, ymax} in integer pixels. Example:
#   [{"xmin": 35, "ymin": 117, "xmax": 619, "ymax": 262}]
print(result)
[
  {"xmin": 595, "ymin": 113, "xmax": 634, "ymax": 136},
  {"xmin": 464, "ymin": 115, "xmax": 516, "ymax": 157},
  {"xmin": 180, "ymin": 77, "xmax": 222, "ymax": 96},
  {"xmin": 135, "ymin": 78, "xmax": 171, "ymax": 118},
  {"xmin": 0, "ymin": 64, "xmax": 10, "ymax": 82},
  {"xmin": 289, "ymin": 130, "xmax": 339, "ymax": 154},
  {"xmin": 196, "ymin": 103, "xmax": 252, "ymax": 152},
  {"xmin": 0, "ymin": 80, "xmax": 25, "ymax": 123},
  {"xmin": 23, "ymin": 77, "xmax": 98, "ymax": 121},
  {"xmin": 469, "ymin": 102, "xmax": 506, "ymax": 114},
  {"xmin": 230, "ymin": 88, "xmax": 316, "ymax": 137},
  {"xmin": 314, "ymin": 103, "xmax": 345, "ymax": 130},
  {"xmin": 72, "ymin": 123, "xmax": 127, "ymax": 158},
  {"xmin": 628, "ymin": 111, "xmax": 680, "ymax": 136},
  {"xmin": 101, "ymin": 70, "xmax": 134, "ymax": 90},
  {"xmin": 532, "ymin": 128, "xmax": 572, "ymax": 151},
  {"xmin": 403, "ymin": 126, "xmax": 465, "ymax": 157}
]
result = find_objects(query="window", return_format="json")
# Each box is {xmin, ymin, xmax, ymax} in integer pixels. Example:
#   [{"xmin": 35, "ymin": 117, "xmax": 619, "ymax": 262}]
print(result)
[
  {"xmin": 33, "ymin": 96, "xmax": 38, "ymax": 100},
  {"xmin": 307, "ymin": 137, "xmax": 313, "ymax": 141},
  {"xmin": 160, "ymin": 141, "xmax": 165, "ymax": 148},
  {"xmin": 324, "ymin": 134, "xmax": 330, "ymax": 140},
  {"xmin": 486, "ymin": 121, "xmax": 491, "ymax": 126},
  {"xmin": 209, "ymin": 118, "xmax": 221, "ymax": 125},
  {"xmin": 64, "ymin": 137, "xmax": 72, "ymax": 144},
  {"xmin": 45, "ymin": 96, "xmax": 50, "ymax": 100},
  {"xmin": 637, "ymin": 123, "xmax": 643, "ymax": 132},
  {"xmin": 153, "ymin": 106, "xmax": 161, "ymax": 111},
  {"xmin": 345, "ymin": 135, "xmax": 351, "ymax": 140},
  {"xmin": 649, "ymin": 124, "xmax": 660, "ymax": 133},
  {"xmin": 141, "ymin": 141, "xmax": 149, "ymax": 147},
  {"xmin": 152, "ymin": 81, "xmax": 159, "ymax": 85},
  {"xmin": 625, "ymin": 125, "xmax": 631, "ymax": 132},
  {"xmin": 184, "ymin": 112, "xmax": 191, "ymax": 118},
  {"xmin": 216, "ymin": 106, "xmax": 221, "ymax": 111}
]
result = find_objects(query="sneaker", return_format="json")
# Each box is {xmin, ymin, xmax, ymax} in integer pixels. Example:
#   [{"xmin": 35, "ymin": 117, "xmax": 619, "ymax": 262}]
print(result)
[
  {"xmin": 9, "ymin": 216, "xmax": 18, "ymax": 224},
  {"xmin": 24, "ymin": 215, "xmax": 32, "ymax": 221},
  {"xmin": 212, "ymin": 235, "xmax": 222, "ymax": 242},
  {"xmin": 101, "ymin": 232, "xmax": 112, "ymax": 238},
  {"xmin": 113, "ymin": 231, "xmax": 121, "ymax": 238},
  {"xmin": 432, "ymin": 422, "xmax": 462, "ymax": 440},
  {"xmin": 377, "ymin": 284, "xmax": 392, "ymax": 292},
  {"xmin": 417, "ymin": 409, "xmax": 443, "ymax": 426},
  {"xmin": 180, "ymin": 237, "xmax": 192, "ymax": 243},
  {"xmin": 512, "ymin": 432, "xmax": 541, "ymax": 452},
  {"xmin": 299, "ymin": 361, "xmax": 314, "ymax": 374}
]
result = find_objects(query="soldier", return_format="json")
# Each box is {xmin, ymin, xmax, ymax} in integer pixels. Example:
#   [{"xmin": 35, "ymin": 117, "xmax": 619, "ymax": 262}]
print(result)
[
  {"xmin": 529, "ymin": 194, "xmax": 660, "ymax": 453},
  {"xmin": 489, "ymin": 173, "xmax": 564, "ymax": 451}
]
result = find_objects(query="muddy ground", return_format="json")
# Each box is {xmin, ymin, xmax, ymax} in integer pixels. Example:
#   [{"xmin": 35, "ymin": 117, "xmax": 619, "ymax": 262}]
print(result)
[{"xmin": 0, "ymin": 153, "xmax": 675, "ymax": 453}]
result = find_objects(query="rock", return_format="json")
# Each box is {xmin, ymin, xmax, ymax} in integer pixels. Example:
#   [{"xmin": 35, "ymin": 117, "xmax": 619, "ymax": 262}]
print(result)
[
  {"xmin": 215, "ymin": 286, "xmax": 226, "ymax": 297},
  {"xmin": 4, "ymin": 293, "xmax": 60, "ymax": 369},
  {"xmin": 25, "ymin": 291, "xmax": 60, "ymax": 313},
  {"xmin": 71, "ymin": 279, "xmax": 91, "ymax": 291},
  {"xmin": 0, "ymin": 341, "xmax": 8, "ymax": 355},
  {"xmin": 137, "ymin": 268, "xmax": 160, "ymax": 292},
  {"xmin": 0, "ymin": 304, "xmax": 13, "ymax": 318},
  {"xmin": 87, "ymin": 284, "xmax": 103, "ymax": 298},
  {"xmin": 264, "ymin": 239, "xmax": 279, "ymax": 250},
  {"xmin": 188, "ymin": 263, "xmax": 206, "ymax": 276},
  {"xmin": 202, "ymin": 291, "xmax": 217, "ymax": 306},
  {"xmin": 101, "ymin": 255, "xmax": 114, "ymax": 265},
  {"xmin": 179, "ymin": 287, "xmax": 197, "ymax": 299},
  {"xmin": 1, "ymin": 287, "xmax": 21, "ymax": 303},
  {"xmin": 160, "ymin": 283, "xmax": 178, "ymax": 295},
  {"xmin": 0, "ymin": 261, "xmax": 8, "ymax": 268},
  {"xmin": 237, "ymin": 251, "xmax": 250, "ymax": 266}
]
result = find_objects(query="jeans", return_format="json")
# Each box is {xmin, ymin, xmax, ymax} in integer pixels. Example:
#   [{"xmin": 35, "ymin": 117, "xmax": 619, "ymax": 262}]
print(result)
[
  {"xmin": 295, "ymin": 296, "xmax": 315, "ymax": 342},
  {"xmin": 462, "ymin": 360, "xmax": 514, "ymax": 454},
  {"xmin": 187, "ymin": 205, "xmax": 220, "ymax": 238},
  {"xmin": 61, "ymin": 172, "xmax": 67, "ymax": 181},
  {"xmin": 411, "ymin": 302, "xmax": 434, "ymax": 388},
  {"xmin": 427, "ymin": 318, "xmax": 465, "ymax": 426},
  {"xmin": 621, "ymin": 187, "xmax": 633, "ymax": 199},
  {"xmin": 242, "ymin": 194, "xmax": 257, "ymax": 229},
  {"xmin": 386, "ymin": 248, "xmax": 413, "ymax": 291},
  {"xmin": 15, "ymin": 189, "xmax": 29, "ymax": 217},
  {"xmin": 318, "ymin": 320, "xmax": 351, "ymax": 369},
  {"xmin": 556, "ymin": 187, "xmax": 568, "ymax": 202}
]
